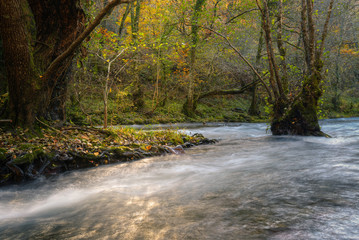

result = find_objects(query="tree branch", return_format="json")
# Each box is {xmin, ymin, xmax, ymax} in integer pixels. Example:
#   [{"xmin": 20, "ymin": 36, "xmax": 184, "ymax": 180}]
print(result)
[
  {"xmin": 284, "ymin": 40, "xmax": 304, "ymax": 51},
  {"xmin": 316, "ymin": 0, "xmax": 335, "ymax": 60},
  {"xmin": 199, "ymin": 26, "xmax": 273, "ymax": 102},
  {"xmin": 42, "ymin": 0, "xmax": 131, "ymax": 82},
  {"xmin": 226, "ymin": 8, "xmax": 259, "ymax": 24},
  {"xmin": 197, "ymin": 80, "xmax": 259, "ymax": 100},
  {"xmin": 306, "ymin": 0, "xmax": 315, "ymax": 71}
]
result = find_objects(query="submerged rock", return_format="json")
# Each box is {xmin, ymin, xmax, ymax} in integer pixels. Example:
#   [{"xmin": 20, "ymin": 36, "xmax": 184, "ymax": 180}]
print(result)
[{"xmin": 165, "ymin": 145, "xmax": 185, "ymax": 154}]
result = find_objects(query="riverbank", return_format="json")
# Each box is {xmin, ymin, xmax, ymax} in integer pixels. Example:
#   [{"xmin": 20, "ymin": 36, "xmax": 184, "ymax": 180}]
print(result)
[
  {"xmin": 0, "ymin": 125, "xmax": 216, "ymax": 186},
  {"xmin": 65, "ymin": 92, "xmax": 359, "ymax": 127},
  {"xmin": 67, "ymin": 97, "xmax": 269, "ymax": 126}
]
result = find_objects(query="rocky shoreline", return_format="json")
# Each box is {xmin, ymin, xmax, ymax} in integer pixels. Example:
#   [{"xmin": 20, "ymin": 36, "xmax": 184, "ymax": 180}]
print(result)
[{"xmin": 0, "ymin": 126, "xmax": 217, "ymax": 186}]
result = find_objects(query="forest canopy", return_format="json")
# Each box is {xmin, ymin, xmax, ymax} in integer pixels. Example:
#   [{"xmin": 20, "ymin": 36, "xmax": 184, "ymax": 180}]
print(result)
[{"xmin": 0, "ymin": 0, "xmax": 358, "ymax": 135}]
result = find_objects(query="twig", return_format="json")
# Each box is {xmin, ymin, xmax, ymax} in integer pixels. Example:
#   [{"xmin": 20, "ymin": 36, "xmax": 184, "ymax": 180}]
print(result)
[
  {"xmin": 284, "ymin": 40, "xmax": 304, "ymax": 51},
  {"xmin": 226, "ymin": 8, "xmax": 259, "ymax": 24}
]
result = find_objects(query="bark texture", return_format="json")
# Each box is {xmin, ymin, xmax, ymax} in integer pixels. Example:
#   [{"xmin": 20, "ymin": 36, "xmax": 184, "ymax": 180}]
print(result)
[
  {"xmin": 0, "ymin": 0, "xmax": 130, "ymax": 126},
  {"xmin": 28, "ymin": 0, "xmax": 85, "ymax": 121},
  {"xmin": 0, "ymin": 37, "xmax": 6, "ymax": 96},
  {"xmin": 182, "ymin": 0, "xmax": 206, "ymax": 117},
  {"xmin": 256, "ymin": 0, "xmax": 334, "ymax": 136},
  {"xmin": 0, "ymin": 0, "xmax": 39, "ymax": 126},
  {"xmin": 270, "ymin": 0, "xmax": 334, "ymax": 136}
]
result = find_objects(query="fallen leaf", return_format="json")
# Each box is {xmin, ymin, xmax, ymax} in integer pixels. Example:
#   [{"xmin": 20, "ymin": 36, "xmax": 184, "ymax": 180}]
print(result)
[{"xmin": 82, "ymin": 135, "xmax": 89, "ymax": 140}]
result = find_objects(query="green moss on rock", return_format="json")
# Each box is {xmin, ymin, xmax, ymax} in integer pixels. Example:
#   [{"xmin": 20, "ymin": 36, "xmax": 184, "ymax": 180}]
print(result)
[
  {"xmin": 13, "ymin": 149, "xmax": 45, "ymax": 165},
  {"xmin": 110, "ymin": 146, "xmax": 132, "ymax": 155},
  {"xmin": 0, "ymin": 148, "xmax": 6, "ymax": 161}
]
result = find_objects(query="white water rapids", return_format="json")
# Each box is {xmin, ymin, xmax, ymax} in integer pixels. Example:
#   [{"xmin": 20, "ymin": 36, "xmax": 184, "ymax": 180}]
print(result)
[{"xmin": 1, "ymin": 118, "xmax": 359, "ymax": 239}]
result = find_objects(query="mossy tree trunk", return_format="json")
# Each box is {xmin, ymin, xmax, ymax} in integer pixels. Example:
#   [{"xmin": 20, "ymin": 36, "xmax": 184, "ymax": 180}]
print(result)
[
  {"xmin": 248, "ymin": 25, "xmax": 264, "ymax": 116},
  {"xmin": 0, "ymin": 0, "xmax": 40, "ymax": 127},
  {"xmin": 0, "ymin": 37, "xmax": 7, "ymax": 96},
  {"xmin": 271, "ymin": 73, "xmax": 323, "ymax": 135},
  {"xmin": 0, "ymin": 0, "xmax": 129, "ymax": 127},
  {"xmin": 130, "ymin": 0, "xmax": 145, "ymax": 111},
  {"xmin": 0, "ymin": 0, "xmax": 84, "ymax": 126},
  {"xmin": 28, "ymin": 0, "xmax": 86, "ymax": 122},
  {"xmin": 256, "ymin": 0, "xmax": 334, "ymax": 136},
  {"xmin": 248, "ymin": 84, "xmax": 259, "ymax": 116},
  {"xmin": 271, "ymin": 0, "xmax": 334, "ymax": 136},
  {"xmin": 182, "ymin": 0, "xmax": 206, "ymax": 117}
]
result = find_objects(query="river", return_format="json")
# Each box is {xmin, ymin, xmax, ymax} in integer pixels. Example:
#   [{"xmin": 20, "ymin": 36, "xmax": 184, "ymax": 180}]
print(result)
[{"xmin": 1, "ymin": 118, "xmax": 359, "ymax": 239}]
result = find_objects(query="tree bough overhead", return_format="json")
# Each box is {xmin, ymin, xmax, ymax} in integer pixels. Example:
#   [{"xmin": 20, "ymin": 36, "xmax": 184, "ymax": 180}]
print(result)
[{"xmin": 0, "ymin": 0, "xmax": 130, "ymax": 127}]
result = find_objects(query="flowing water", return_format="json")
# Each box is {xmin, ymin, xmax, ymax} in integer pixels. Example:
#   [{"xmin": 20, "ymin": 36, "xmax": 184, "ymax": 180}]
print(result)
[{"xmin": 1, "ymin": 118, "xmax": 359, "ymax": 239}]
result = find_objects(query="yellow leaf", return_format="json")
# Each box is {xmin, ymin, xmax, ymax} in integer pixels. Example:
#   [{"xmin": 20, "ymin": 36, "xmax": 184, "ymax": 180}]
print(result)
[{"xmin": 94, "ymin": 152, "xmax": 99, "ymax": 156}]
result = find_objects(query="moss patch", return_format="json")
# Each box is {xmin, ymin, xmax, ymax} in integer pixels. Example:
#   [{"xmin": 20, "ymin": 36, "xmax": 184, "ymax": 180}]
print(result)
[{"xmin": 0, "ymin": 125, "xmax": 216, "ymax": 186}]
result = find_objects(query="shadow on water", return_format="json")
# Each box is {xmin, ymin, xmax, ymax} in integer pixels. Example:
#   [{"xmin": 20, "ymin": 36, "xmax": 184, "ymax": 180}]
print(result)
[{"xmin": 1, "ymin": 118, "xmax": 359, "ymax": 239}]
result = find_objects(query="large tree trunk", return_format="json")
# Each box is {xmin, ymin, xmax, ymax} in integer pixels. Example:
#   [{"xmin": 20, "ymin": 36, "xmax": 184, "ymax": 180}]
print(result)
[
  {"xmin": 256, "ymin": 0, "xmax": 334, "ymax": 136},
  {"xmin": 0, "ymin": 0, "xmax": 85, "ymax": 125},
  {"xmin": 28, "ymin": 0, "xmax": 86, "ymax": 122},
  {"xmin": 0, "ymin": 0, "xmax": 40, "ymax": 126},
  {"xmin": 1, "ymin": 0, "xmax": 129, "ymax": 127},
  {"xmin": 0, "ymin": 36, "xmax": 7, "ymax": 96},
  {"xmin": 270, "ymin": 0, "xmax": 334, "ymax": 136},
  {"xmin": 271, "ymin": 74, "xmax": 324, "ymax": 136}
]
